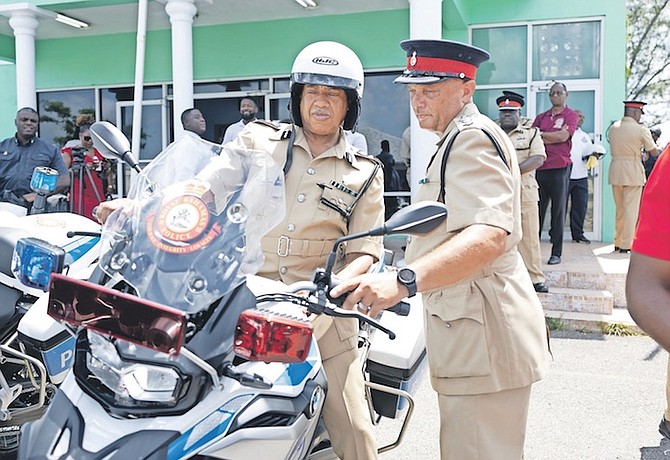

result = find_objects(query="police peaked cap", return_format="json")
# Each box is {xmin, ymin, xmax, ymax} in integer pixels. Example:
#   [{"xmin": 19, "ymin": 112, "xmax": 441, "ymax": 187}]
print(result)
[
  {"xmin": 497, "ymin": 91, "xmax": 525, "ymax": 110},
  {"xmin": 394, "ymin": 39, "xmax": 490, "ymax": 84},
  {"xmin": 623, "ymin": 100, "xmax": 646, "ymax": 114}
]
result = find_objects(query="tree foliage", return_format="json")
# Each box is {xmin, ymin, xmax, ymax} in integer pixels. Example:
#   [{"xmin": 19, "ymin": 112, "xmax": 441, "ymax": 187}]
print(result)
[
  {"xmin": 626, "ymin": 0, "xmax": 670, "ymax": 124},
  {"xmin": 39, "ymin": 101, "xmax": 95, "ymax": 146}
]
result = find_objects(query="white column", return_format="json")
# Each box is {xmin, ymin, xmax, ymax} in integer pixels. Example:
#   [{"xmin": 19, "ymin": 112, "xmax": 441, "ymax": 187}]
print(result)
[
  {"xmin": 8, "ymin": 11, "xmax": 39, "ymax": 110},
  {"xmin": 164, "ymin": 0, "xmax": 197, "ymax": 140},
  {"xmin": 407, "ymin": 0, "xmax": 442, "ymax": 199}
]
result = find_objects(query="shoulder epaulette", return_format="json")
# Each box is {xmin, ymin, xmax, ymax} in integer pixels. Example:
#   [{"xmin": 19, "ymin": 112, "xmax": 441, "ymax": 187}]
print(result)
[
  {"xmin": 251, "ymin": 119, "xmax": 293, "ymax": 140},
  {"xmin": 251, "ymin": 119, "xmax": 281, "ymax": 130},
  {"xmin": 454, "ymin": 114, "xmax": 479, "ymax": 132}
]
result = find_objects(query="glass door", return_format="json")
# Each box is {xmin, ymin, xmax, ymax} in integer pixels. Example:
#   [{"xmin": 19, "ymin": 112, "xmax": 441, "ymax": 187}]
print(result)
[{"xmin": 530, "ymin": 82, "xmax": 603, "ymax": 241}]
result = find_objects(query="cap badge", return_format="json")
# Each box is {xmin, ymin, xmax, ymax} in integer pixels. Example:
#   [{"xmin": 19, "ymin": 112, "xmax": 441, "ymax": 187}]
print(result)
[{"xmin": 410, "ymin": 51, "xmax": 417, "ymax": 67}]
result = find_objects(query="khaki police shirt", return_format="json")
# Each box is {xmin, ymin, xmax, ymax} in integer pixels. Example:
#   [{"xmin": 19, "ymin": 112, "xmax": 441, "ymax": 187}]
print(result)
[
  {"xmin": 206, "ymin": 121, "xmax": 384, "ymax": 359},
  {"xmin": 405, "ymin": 102, "xmax": 548, "ymax": 395},
  {"xmin": 607, "ymin": 116, "xmax": 657, "ymax": 186},
  {"xmin": 499, "ymin": 122, "xmax": 546, "ymax": 203}
]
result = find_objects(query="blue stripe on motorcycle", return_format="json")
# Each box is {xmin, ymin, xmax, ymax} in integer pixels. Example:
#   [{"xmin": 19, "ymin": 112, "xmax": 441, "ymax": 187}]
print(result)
[
  {"xmin": 62, "ymin": 236, "xmax": 99, "ymax": 263},
  {"xmin": 167, "ymin": 406, "xmax": 236, "ymax": 459},
  {"xmin": 274, "ymin": 359, "xmax": 315, "ymax": 386}
]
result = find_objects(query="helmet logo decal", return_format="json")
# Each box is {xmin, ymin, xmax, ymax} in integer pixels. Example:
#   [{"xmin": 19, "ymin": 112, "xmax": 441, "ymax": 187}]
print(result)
[{"xmin": 312, "ymin": 56, "xmax": 338, "ymax": 66}]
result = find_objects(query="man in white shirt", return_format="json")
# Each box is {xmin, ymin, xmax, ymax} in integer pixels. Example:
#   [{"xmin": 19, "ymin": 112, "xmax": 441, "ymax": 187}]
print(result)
[
  {"xmin": 222, "ymin": 98, "xmax": 258, "ymax": 144},
  {"xmin": 344, "ymin": 130, "xmax": 368, "ymax": 153},
  {"xmin": 568, "ymin": 110, "xmax": 598, "ymax": 244}
]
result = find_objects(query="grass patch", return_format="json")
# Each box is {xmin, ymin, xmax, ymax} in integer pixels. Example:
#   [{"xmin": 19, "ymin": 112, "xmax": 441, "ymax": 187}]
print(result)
[
  {"xmin": 601, "ymin": 322, "xmax": 640, "ymax": 336},
  {"xmin": 545, "ymin": 316, "xmax": 567, "ymax": 331},
  {"xmin": 575, "ymin": 326, "xmax": 593, "ymax": 334}
]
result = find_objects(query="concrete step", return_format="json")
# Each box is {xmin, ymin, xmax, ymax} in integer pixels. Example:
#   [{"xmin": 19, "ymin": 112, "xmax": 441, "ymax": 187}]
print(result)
[
  {"xmin": 544, "ymin": 271, "xmax": 627, "ymax": 307},
  {"xmin": 544, "ymin": 306, "xmax": 643, "ymax": 335},
  {"xmin": 538, "ymin": 286, "xmax": 613, "ymax": 315}
]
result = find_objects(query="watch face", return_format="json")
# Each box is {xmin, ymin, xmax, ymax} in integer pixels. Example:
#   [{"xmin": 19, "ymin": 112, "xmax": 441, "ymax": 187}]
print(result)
[{"xmin": 399, "ymin": 268, "xmax": 416, "ymax": 283}]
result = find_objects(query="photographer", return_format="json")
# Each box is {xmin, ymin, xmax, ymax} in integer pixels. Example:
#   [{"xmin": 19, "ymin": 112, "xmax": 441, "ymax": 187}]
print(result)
[{"xmin": 61, "ymin": 123, "xmax": 112, "ymax": 219}]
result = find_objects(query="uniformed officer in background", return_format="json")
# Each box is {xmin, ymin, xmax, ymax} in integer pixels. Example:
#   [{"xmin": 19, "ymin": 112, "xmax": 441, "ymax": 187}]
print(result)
[
  {"xmin": 607, "ymin": 100, "xmax": 660, "ymax": 253},
  {"xmin": 211, "ymin": 41, "xmax": 383, "ymax": 459},
  {"xmin": 496, "ymin": 91, "xmax": 548, "ymax": 293},
  {"xmin": 331, "ymin": 39, "xmax": 548, "ymax": 459}
]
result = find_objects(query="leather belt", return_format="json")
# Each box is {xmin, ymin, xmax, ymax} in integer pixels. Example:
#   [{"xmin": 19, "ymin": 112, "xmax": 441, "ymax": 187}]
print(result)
[{"xmin": 262, "ymin": 236, "xmax": 334, "ymax": 258}]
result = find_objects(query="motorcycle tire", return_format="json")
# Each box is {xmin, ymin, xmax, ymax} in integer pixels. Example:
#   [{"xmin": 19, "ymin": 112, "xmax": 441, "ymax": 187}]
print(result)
[{"xmin": 0, "ymin": 425, "xmax": 20, "ymax": 456}]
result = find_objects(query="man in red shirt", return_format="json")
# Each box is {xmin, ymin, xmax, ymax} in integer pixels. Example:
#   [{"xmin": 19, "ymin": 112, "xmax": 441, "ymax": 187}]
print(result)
[
  {"xmin": 626, "ymin": 144, "xmax": 670, "ymax": 438},
  {"xmin": 532, "ymin": 82, "xmax": 579, "ymax": 265}
]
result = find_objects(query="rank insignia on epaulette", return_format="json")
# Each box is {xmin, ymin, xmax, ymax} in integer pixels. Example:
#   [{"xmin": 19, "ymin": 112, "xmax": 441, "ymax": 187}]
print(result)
[{"xmin": 458, "ymin": 115, "xmax": 473, "ymax": 126}]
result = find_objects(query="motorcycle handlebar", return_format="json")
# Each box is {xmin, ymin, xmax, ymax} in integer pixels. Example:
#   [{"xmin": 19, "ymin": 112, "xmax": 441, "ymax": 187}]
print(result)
[{"xmin": 325, "ymin": 276, "xmax": 410, "ymax": 317}]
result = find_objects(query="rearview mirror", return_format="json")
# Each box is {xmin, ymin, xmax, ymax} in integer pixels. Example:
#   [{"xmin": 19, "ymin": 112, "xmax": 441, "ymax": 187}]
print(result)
[{"xmin": 90, "ymin": 121, "xmax": 141, "ymax": 173}]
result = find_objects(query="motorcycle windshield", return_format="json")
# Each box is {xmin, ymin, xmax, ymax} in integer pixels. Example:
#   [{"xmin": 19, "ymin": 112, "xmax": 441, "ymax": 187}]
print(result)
[{"xmin": 98, "ymin": 136, "xmax": 285, "ymax": 314}]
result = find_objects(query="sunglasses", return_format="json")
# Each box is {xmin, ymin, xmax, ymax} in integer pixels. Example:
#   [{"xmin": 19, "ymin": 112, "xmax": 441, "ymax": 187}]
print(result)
[{"xmin": 83, "ymin": 136, "xmax": 92, "ymax": 141}]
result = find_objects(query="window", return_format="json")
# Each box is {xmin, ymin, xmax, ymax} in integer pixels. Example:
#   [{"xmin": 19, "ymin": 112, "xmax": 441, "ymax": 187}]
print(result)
[
  {"xmin": 533, "ymin": 21, "xmax": 601, "ymax": 80},
  {"xmin": 37, "ymin": 89, "xmax": 95, "ymax": 148},
  {"xmin": 472, "ymin": 26, "xmax": 527, "ymax": 85}
]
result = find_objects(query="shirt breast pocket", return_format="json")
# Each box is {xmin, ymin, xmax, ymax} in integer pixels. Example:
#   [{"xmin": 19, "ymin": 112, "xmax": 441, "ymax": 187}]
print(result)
[
  {"xmin": 317, "ymin": 186, "xmax": 353, "ymax": 221},
  {"xmin": 424, "ymin": 283, "xmax": 492, "ymax": 379}
]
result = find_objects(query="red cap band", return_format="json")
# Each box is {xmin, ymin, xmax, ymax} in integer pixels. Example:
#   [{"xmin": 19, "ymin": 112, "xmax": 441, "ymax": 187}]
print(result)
[
  {"xmin": 624, "ymin": 102, "xmax": 645, "ymax": 109},
  {"xmin": 407, "ymin": 56, "xmax": 478, "ymax": 79},
  {"xmin": 498, "ymin": 100, "xmax": 522, "ymax": 108}
]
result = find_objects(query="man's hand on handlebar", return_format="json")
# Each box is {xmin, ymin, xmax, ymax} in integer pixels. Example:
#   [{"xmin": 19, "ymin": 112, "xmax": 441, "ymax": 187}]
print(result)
[
  {"xmin": 95, "ymin": 198, "xmax": 134, "ymax": 224},
  {"xmin": 329, "ymin": 271, "xmax": 408, "ymax": 318}
]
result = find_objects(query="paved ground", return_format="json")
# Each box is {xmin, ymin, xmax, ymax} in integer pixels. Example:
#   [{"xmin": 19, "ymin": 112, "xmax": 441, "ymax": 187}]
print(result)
[{"xmin": 375, "ymin": 331, "xmax": 670, "ymax": 460}]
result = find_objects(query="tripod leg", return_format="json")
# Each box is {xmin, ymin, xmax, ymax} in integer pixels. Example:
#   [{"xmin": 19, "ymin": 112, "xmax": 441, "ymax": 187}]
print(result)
[{"xmin": 83, "ymin": 167, "xmax": 105, "ymax": 218}]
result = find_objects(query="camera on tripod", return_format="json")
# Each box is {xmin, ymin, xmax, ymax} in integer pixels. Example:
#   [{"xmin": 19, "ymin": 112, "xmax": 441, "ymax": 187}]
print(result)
[
  {"xmin": 70, "ymin": 146, "xmax": 103, "ymax": 173},
  {"xmin": 70, "ymin": 146, "xmax": 87, "ymax": 166}
]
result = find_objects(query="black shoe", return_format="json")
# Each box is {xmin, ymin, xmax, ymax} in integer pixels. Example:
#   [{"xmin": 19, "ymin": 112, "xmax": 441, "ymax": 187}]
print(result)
[
  {"xmin": 547, "ymin": 255, "xmax": 561, "ymax": 265},
  {"xmin": 614, "ymin": 246, "xmax": 620, "ymax": 252},
  {"xmin": 659, "ymin": 417, "xmax": 670, "ymax": 439},
  {"xmin": 533, "ymin": 282, "xmax": 549, "ymax": 293},
  {"xmin": 572, "ymin": 236, "xmax": 591, "ymax": 244},
  {"xmin": 619, "ymin": 248, "xmax": 631, "ymax": 254}
]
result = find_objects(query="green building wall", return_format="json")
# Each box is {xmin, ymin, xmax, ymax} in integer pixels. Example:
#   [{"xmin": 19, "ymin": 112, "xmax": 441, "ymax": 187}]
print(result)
[{"xmin": 0, "ymin": 1, "xmax": 626, "ymax": 242}]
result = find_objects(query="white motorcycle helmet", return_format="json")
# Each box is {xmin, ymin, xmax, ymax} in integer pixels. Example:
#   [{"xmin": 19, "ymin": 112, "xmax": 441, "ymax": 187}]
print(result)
[{"xmin": 289, "ymin": 41, "xmax": 364, "ymax": 131}]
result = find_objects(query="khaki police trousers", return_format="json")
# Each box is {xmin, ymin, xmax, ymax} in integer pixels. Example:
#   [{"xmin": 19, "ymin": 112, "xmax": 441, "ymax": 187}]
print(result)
[
  {"xmin": 612, "ymin": 184, "xmax": 643, "ymax": 251},
  {"xmin": 438, "ymin": 385, "xmax": 532, "ymax": 460},
  {"xmin": 519, "ymin": 200, "xmax": 545, "ymax": 284},
  {"xmin": 317, "ymin": 318, "xmax": 377, "ymax": 460}
]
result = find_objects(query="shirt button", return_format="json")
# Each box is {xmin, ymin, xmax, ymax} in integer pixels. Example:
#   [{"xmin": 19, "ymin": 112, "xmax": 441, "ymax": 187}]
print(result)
[
  {"xmin": 280, "ymin": 267, "xmax": 287, "ymax": 275},
  {"xmin": 287, "ymin": 224, "xmax": 295, "ymax": 232},
  {"xmin": 307, "ymin": 167, "xmax": 315, "ymax": 175},
  {"xmin": 297, "ymin": 194, "xmax": 306, "ymax": 203}
]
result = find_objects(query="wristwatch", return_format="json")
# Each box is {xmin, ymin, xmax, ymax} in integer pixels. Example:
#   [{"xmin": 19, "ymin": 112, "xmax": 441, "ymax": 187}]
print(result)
[{"xmin": 397, "ymin": 267, "xmax": 417, "ymax": 297}]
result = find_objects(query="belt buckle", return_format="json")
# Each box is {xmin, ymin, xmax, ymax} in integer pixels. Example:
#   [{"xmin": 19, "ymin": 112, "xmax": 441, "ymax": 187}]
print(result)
[{"xmin": 277, "ymin": 235, "xmax": 290, "ymax": 257}]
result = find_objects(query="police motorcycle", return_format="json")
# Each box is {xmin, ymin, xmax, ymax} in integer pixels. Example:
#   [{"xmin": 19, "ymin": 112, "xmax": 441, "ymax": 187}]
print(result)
[
  {"xmin": 16, "ymin": 120, "xmax": 445, "ymax": 459},
  {"xmin": 0, "ymin": 167, "xmax": 102, "ymax": 453}
]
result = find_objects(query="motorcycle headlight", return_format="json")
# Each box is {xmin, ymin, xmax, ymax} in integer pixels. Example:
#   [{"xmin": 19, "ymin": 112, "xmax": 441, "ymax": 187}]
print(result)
[
  {"xmin": 86, "ymin": 331, "xmax": 182, "ymax": 405},
  {"xmin": 12, "ymin": 237, "xmax": 65, "ymax": 291}
]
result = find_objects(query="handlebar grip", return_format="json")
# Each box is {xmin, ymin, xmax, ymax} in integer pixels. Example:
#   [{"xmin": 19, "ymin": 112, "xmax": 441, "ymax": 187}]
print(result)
[{"xmin": 387, "ymin": 301, "xmax": 410, "ymax": 316}]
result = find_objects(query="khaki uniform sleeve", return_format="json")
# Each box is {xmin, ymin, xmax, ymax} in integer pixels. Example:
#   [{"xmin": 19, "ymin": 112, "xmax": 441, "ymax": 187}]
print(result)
[
  {"xmin": 528, "ymin": 127, "xmax": 547, "ymax": 161},
  {"xmin": 342, "ymin": 160, "xmax": 384, "ymax": 258},
  {"xmin": 444, "ymin": 129, "xmax": 516, "ymax": 235}
]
